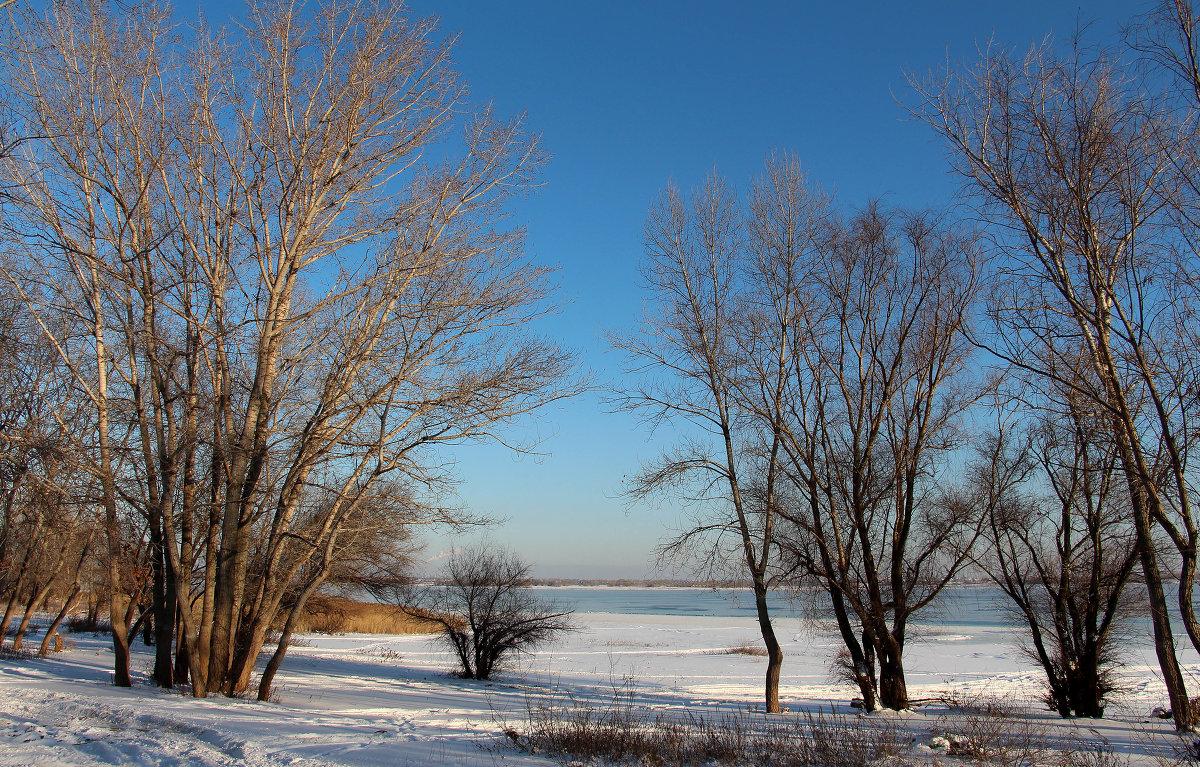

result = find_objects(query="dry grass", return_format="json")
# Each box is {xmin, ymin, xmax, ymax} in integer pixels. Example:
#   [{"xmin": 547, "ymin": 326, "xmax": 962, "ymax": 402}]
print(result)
[
  {"xmin": 64, "ymin": 615, "xmax": 111, "ymax": 634},
  {"xmin": 503, "ymin": 676, "xmax": 1138, "ymax": 767},
  {"xmin": 929, "ymin": 691, "xmax": 1124, "ymax": 767},
  {"xmin": 288, "ymin": 597, "xmax": 440, "ymax": 635},
  {"xmin": 0, "ymin": 646, "xmax": 34, "ymax": 661},
  {"xmin": 507, "ymin": 678, "xmax": 908, "ymax": 767},
  {"xmin": 938, "ymin": 688, "xmax": 1020, "ymax": 719},
  {"xmin": 704, "ymin": 644, "xmax": 768, "ymax": 657}
]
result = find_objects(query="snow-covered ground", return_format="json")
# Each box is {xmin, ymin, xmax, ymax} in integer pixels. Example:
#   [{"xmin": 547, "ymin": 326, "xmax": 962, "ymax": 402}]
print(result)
[{"xmin": 0, "ymin": 611, "xmax": 1195, "ymax": 766}]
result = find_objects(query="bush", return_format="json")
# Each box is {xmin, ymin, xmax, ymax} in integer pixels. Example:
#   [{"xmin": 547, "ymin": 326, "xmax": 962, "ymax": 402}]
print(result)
[
  {"xmin": 932, "ymin": 693, "xmax": 1051, "ymax": 767},
  {"xmin": 63, "ymin": 615, "xmax": 110, "ymax": 634},
  {"xmin": 704, "ymin": 644, "xmax": 768, "ymax": 657},
  {"xmin": 403, "ymin": 545, "xmax": 574, "ymax": 680}
]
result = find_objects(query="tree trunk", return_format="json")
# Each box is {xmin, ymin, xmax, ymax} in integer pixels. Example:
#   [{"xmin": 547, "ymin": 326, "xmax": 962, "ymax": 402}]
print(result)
[
  {"xmin": 0, "ymin": 524, "xmax": 38, "ymax": 646},
  {"xmin": 229, "ymin": 619, "xmax": 271, "ymax": 694},
  {"xmin": 110, "ymin": 592, "xmax": 132, "ymax": 687},
  {"xmin": 1122, "ymin": 464, "xmax": 1192, "ymax": 728},
  {"xmin": 39, "ymin": 585, "xmax": 81, "ymax": 657},
  {"xmin": 1177, "ymin": 547, "xmax": 1200, "ymax": 659},
  {"xmin": 210, "ymin": 440, "xmax": 266, "ymax": 694},
  {"xmin": 192, "ymin": 440, "xmax": 223, "ymax": 695},
  {"xmin": 1067, "ymin": 652, "xmax": 1105, "ymax": 718},
  {"xmin": 1114, "ymin": 417, "xmax": 1192, "ymax": 729},
  {"xmin": 827, "ymin": 586, "xmax": 878, "ymax": 711},
  {"xmin": 1139, "ymin": 551, "xmax": 1191, "ymax": 729},
  {"xmin": 877, "ymin": 637, "xmax": 908, "ymax": 710},
  {"xmin": 159, "ymin": 503, "xmax": 210, "ymax": 697},
  {"xmin": 150, "ymin": 512, "xmax": 174, "ymax": 687},
  {"xmin": 258, "ymin": 574, "xmax": 328, "ymax": 701},
  {"xmin": 12, "ymin": 578, "xmax": 54, "ymax": 652},
  {"xmin": 752, "ymin": 581, "xmax": 782, "ymax": 714},
  {"xmin": 0, "ymin": 585, "xmax": 22, "ymax": 648},
  {"xmin": 94, "ymin": 283, "xmax": 131, "ymax": 688},
  {"xmin": 174, "ymin": 605, "xmax": 191, "ymax": 686}
]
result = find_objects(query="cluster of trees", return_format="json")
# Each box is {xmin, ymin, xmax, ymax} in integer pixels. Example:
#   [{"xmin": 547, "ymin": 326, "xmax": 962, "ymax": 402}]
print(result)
[
  {"xmin": 4, "ymin": 0, "xmax": 1199, "ymax": 730},
  {"xmin": 0, "ymin": 0, "xmax": 577, "ymax": 700},
  {"xmin": 618, "ymin": 2, "xmax": 1200, "ymax": 727},
  {"xmin": 0, "ymin": 298, "xmax": 100, "ymax": 657}
]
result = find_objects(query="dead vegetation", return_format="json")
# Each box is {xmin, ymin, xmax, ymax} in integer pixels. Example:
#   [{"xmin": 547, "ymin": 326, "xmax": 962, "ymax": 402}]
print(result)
[
  {"xmin": 506, "ymin": 677, "xmax": 907, "ymax": 767},
  {"xmin": 285, "ymin": 598, "xmax": 439, "ymax": 636},
  {"xmin": 704, "ymin": 644, "xmax": 769, "ymax": 657},
  {"xmin": 506, "ymin": 679, "xmax": 1148, "ymax": 767}
]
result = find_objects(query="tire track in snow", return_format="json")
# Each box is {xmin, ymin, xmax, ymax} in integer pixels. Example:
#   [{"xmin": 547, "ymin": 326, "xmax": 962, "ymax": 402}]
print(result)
[{"xmin": 0, "ymin": 689, "xmax": 320, "ymax": 767}]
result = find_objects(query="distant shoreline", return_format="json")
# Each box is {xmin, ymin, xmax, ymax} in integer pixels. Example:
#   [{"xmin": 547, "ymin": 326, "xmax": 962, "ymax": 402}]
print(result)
[
  {"xmin": 527, "ymin": 578, "xmax": 749, "ymax": 588},
  {"xmin": 524, "ymin": 578, "xmax": 1000, "ymax": 589}
]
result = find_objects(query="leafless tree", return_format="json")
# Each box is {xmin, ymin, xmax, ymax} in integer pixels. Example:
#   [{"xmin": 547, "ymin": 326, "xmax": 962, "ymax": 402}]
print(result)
[
  {"xmin": 0, "ymin": 284, "xmax": 95, "ymax": 653},
  {"xmin": 910, "ymin": 37, "xmax": 1199, "ymax": 728},
  {"xmin": 1125, "ymin": 0, "xmax": 1200, "ymax": 673},
  {"xmin": 611, "ymin": 168, "xmax": 798, "ymax": 713},
  {"xmin": 0, "ymin": 0, "xmax": 579, "ymax": 698},
  {"xmin": 768, "ymin": 198, "xmax": 982, "ymax": 711},
  {"xmin": 616, "ymin": 156, "xmax": 979, "ymax": 712},
  {"xmin": 399, "ymin": 545, "xmax": 574, "ymax": 681},
  {"xmin": 971, "ymin": 389, "xmax": 1140, "ymax": 718},
  {"xmin": 1126, "ymin": 0, "xmax": 1200, "ymax": 103}
]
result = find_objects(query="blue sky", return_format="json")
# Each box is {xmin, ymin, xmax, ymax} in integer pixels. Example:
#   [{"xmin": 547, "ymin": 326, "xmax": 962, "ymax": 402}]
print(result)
[
  {"xmin": 384, "ymin": 0, "xmax": 1148, "ymax": 579},
  {"xmin": 189, "ymin": 0, "xmax": 1133, "ymax": 577},
  {"xmin": 392, "ymin": 1, "xmax": 1135, "ymax": 578}
]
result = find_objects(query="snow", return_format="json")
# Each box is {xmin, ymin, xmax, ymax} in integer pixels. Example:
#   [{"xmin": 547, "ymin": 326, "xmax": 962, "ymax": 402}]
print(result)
[{"xmin": 0, "ymin": 610, "xmax": 1195, "ymax": 766}]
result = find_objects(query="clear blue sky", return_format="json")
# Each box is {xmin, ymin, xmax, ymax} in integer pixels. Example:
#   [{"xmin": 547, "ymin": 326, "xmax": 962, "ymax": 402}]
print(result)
[
  {"xmin": 194, "ymin": 0, "xmax": 1134, "ymax": 578},
  {"xmin": 395, "ymin": 1, "xmax": 1135, "ymax": 578}
]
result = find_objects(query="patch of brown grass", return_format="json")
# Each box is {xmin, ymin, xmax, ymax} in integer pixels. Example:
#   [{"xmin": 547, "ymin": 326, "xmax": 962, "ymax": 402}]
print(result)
[
  {"xmin": 704, "ymin": 644, "xmax": 769, "ymax": 657},
  {"xmin": 290, "ymin": 597, "xmax": 440, "ymax": 635}
]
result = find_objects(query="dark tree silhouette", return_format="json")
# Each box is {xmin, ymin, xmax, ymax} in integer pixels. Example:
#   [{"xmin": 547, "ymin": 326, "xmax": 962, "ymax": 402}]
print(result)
[{"xmin": 406, "ymin": 546, "xmax": 574, "ymax": 680}]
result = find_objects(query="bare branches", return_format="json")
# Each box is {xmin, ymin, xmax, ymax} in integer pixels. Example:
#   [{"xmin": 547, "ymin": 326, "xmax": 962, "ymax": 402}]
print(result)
[
  {"xmin": 398, "ymin": 545, "xmax": 575, "ymax": 680},
  {"xmin": 909, "ymin": 26, "xmax": 1200, "ymax": 730},
  {"xmin": 615, "ymin": 154, "xmax": 980, "ymax": 712},
  {"xmin": 0, "ymin": 0, "xmax": 578, "ymax": 698}
]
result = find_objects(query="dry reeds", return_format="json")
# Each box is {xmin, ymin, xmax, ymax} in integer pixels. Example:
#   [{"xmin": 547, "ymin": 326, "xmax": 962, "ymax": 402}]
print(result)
[
  {"xmin": 288, "ymin": 597, "xmax": 439, "ymax": 635},
  {"xmin": 703, "ymin": 644, "xmax": 769, "ymax": 657}
]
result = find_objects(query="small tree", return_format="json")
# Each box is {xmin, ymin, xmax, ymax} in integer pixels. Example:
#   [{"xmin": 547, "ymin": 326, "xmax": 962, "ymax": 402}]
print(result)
[
  {"xmin": 408, "ymin": 546, "xmax": 573, "ymax": 680},
  {"xmin": 971, "ymin": 406, "xmax": 1141, "ymax": 718}
]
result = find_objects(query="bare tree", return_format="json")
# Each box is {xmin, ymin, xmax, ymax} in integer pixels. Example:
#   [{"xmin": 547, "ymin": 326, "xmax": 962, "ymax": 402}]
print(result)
[
  {"xmin": 616, "ymin": 157, "xmax": 979, "ymax": 712},
  {"xmin": 399, "ymin": 545, "xmax": 574, "ymax": 680},
  {"xmin": 1125, "ymin": 0, "xmax": 1200, "ymax": 675},
  {"xmin": 768, "ymin": 200, "xmax": 982, "ymax": 711},
  {"xmin": 910, "ymin": 37, "xmax": 1198, "ymax": 728},
  {"xmin": 1126, "ymin": 0, "xmax": 1200, "ymax": 104},
  {"xmin": 0, "ymin": 0, "xmax": 579, "ymax": 698},
  {"xmin": 971, "ymin": 393, "xmax": 1140, "ymax": 718},
  {"xmin": 0, "ymin": 283, "xmax": 94, "ymax": 653},
  {"xmin": 611, "ymin": 168, "xmax": 798, "ymax": 713}
]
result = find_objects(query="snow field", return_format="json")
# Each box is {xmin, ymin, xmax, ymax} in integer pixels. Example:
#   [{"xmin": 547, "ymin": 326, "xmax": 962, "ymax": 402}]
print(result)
[{"xmin": 0, "ymin": 611, "xmax": 1195, "ymax": 766}]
